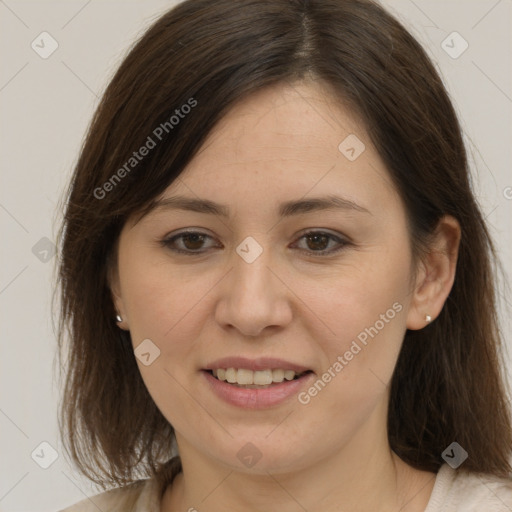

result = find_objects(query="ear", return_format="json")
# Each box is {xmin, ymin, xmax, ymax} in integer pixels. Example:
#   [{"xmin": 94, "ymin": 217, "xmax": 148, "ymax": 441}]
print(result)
[
  {"xmin": 406, "ymin": 215, "xmax": 461, "ymax": 330},
  {"xmin": 107, "ymin": 250, "xmax": 130, "ymax": 331}
]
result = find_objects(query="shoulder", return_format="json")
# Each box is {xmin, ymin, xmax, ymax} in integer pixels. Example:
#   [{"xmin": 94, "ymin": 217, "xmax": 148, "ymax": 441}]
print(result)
[
  {"xmin": 58, "ymin": 477, "xmax": 161, "ymax": 512},
  {"xmin": 426, "ymin": 463, "xmax": 512, "ymax": 511}
]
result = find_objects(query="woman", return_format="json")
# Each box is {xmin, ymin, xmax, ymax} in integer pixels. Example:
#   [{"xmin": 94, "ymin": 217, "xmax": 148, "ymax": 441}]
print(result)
[{"xmin": 57, "ymin": 0, "xmax": 512, "ymax": 510}]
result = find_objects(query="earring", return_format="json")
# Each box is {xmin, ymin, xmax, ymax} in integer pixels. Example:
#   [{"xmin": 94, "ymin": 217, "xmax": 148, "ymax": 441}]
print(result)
[
  {"xmin": 115, "ymin": 314, "xmax": 123, "ymax": 322},
  {"xmin": 425, "ymin": 314, "xmax": 432, "ymax": 323}
]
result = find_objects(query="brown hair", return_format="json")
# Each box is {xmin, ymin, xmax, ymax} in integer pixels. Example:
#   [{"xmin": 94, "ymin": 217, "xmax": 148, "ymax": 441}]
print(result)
[{"xmin": 57, "ymin": 0, "xmax": 512, "ymax": 489}]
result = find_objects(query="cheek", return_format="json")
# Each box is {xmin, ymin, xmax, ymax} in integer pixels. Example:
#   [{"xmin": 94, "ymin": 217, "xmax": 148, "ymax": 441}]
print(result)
[
  {"xmin": 297, "ymin": 232, "xmax": 411, "ymax": 341},
  {"xmin": 293, "ymin": 290, "xmax": 407, "ymax": 444},
  {"xmin": 294, "ymin": 245, "xmax": 412, "ymax": 418},
  {"xmin": 118, "ymin": 258, "xmax": 216, "ymax": 430},
  {"xmin": 119, "ymin": 247, "xmax": 214, "ymax": 342},
  {"xmin": 118, "ymin": 252, "xmax": 228, "ymax": 411},
  {"xmin": 297, "ymin": 276, "xmax": 407, "ymax": 387}
]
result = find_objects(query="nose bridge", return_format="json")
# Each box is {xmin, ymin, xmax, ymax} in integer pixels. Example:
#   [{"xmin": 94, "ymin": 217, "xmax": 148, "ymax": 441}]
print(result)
[
  {"xmin": 215, "ymin": 235, "xmax": 292, "ymax": 336},
  {"xmin": 235, "ymin": 247, "xmax": 271, "ymax": 296},
  {"xmin": 232, "ymin": 236, "xmax": 277, "ymax": 306}
]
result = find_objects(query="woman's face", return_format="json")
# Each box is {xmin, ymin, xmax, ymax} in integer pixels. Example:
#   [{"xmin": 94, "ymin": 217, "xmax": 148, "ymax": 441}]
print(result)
[{"xmin": 113, "ymin": 81, "xmax": 421, "ymax": 474}]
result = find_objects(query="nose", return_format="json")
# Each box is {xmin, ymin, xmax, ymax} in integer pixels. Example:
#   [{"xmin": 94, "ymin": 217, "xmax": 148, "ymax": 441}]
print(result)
[{"xmin": 214, "ymin": 245, "xmax": 293, "ymax": 338}]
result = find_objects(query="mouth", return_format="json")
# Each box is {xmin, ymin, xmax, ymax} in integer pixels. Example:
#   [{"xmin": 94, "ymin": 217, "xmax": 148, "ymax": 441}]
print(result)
[
  {"xmin": 201, "ymin": 357, "xmax": 316, "ymax": 408},
  {"xmin": 205, "ymin": 368, "xmax": 314, "ymax": 389}
]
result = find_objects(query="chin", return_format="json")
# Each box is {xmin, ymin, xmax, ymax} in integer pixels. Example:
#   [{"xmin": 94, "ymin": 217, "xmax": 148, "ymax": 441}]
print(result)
[{"xmin": 207, "ymin": 436, "xmax": 316, "ymax": 475}]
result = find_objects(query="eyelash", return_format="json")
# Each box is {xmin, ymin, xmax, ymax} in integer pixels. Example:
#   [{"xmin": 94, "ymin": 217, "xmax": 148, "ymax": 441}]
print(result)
[{"xmin": 160, "ymin": 230, "xmax": 350, "ymax": 257}]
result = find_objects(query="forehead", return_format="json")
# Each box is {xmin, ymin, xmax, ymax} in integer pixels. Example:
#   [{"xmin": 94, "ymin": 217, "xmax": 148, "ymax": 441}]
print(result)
[
  {"xmin": 163, "ymin": 81, "xmax": 399, "ymax": 213},
  {"xmin": 194, "ymin": 81, "xmax": 366, "ymax": 166}
]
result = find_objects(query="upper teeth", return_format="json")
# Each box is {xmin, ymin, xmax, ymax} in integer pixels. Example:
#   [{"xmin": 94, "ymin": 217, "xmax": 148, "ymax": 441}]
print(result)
[{"xmin": 213, "ymin": 368, "xmax": 302, "ymax": 385}]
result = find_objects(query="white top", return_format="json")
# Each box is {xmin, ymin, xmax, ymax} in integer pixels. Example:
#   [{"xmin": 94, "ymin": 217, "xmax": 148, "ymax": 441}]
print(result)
[{"xmin": 59, "ymin": 463, "xmax": 512, "ymax": 512}]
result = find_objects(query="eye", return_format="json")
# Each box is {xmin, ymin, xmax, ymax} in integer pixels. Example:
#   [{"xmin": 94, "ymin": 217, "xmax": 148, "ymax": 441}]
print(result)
[
  {"xmin": 292, "ymin": 230, "xmax": 349, "ymax": 256},
  {"xmin": 160, "ymin": 229, "xmax": 349, "ymax": 256},
  {"xmin": 161, "ymin": 230, "xmax": 220, "ymax": 254}
]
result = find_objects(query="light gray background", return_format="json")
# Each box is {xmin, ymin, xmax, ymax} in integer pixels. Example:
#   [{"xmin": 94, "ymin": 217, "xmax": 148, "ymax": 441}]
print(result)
[{"xmin": 0, "ymin": 1, "xmax": 511, "ymax": 511}]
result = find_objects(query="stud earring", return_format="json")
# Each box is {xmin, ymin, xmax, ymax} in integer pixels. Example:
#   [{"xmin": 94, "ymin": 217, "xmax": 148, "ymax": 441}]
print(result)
[
  {"xmin": 115, "ymin": 314, "xmax": 123, "ymax": 322},
  {"xmin": 425, "ymin": 314, "xmax": 432, "ymax": 323}
]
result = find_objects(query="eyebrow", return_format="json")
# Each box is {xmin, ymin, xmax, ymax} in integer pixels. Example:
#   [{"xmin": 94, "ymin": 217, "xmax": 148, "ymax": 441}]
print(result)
[{"xmin": 143, "ymin": 194, "xmax": 371, "ymax": 219}]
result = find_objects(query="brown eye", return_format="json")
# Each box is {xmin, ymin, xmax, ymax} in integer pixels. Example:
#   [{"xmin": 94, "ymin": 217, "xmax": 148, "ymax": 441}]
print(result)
[
  {"xmin": 304, "ymin": 233, "xmax": 330, "ymax": 251},
  {"xmin": 180, "ymin": 233, "xmax": 207, "ymax": 250},
  {"xmin": 162, "ymin": 231, "xmax": 219, "ymax": 254},
  {"xmin": 293, "ymin": 231, "xmax": 348, "ymax": 256},
  {"xmin": 162, "ymin": 230, "xmax": 348, "ymax": 257}
]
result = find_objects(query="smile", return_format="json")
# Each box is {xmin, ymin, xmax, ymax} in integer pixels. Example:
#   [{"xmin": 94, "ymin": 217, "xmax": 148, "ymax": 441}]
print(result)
[
  {"xmin": 202, "ymin": 369, "xmax": 315, "ymax": 409},
  {"xmin": 209, "ymin": 368, "xmax": 310, "ymax": 387}
]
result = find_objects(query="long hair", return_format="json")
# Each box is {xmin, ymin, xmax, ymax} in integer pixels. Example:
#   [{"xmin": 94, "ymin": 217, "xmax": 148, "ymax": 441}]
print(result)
[{"xmin": 57, "ymin": 0, "xmax": 512, "ymax": 488}]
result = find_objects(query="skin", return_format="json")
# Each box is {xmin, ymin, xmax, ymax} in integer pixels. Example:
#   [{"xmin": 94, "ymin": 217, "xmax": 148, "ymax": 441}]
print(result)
[{"xmin": 111, "ymin": 80, "xmax": 460, "ymax": 512}]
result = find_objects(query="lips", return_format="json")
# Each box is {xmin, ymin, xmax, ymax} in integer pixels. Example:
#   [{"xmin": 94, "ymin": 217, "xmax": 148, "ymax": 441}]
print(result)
[
  {"xmin": 204, "ymin": 356, "xmax": 312, "ymax": 374},
  {"xmin": 208, "ymin": 367, "xmax": 311, "ymax": 386},
  {"xmin": 201, "ymin": 356, "xmax": 315, "ymax": 408}
]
